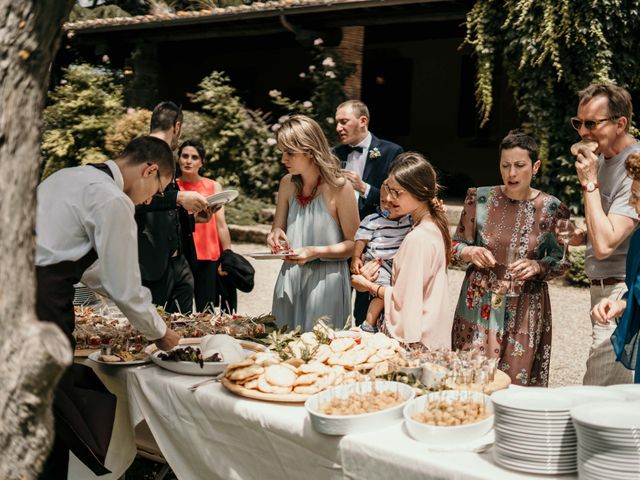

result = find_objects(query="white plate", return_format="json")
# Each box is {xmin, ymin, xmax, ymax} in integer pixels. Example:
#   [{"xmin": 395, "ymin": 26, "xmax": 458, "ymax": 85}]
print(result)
[
  {"xmin": 572, "ymin": 401, "xmax": 640, "ymax": 429},
  {"xmin": 247, "ymin": 252, "xmax": 291, "ymax": 260},
  {"xmin": 146, "ymin": 337, "xmax": 267, "ymax": 376},
  {"xmin": 494, "ymin": 453, "xmax": 577, "ymax": 474},
  {"xmin": 206, "ymin": 190, "xmax": 238, "ymax": 207},
  {"xmin": 495, "ymin": 442, "xmax": 577, "ymax": 457},
  {"xmin": 491, "ymin": 388, "xmax": 572, "ymax": 413},
  {"xmin": 88, "ymin": 350, "xmax": 150, "ymax": 366}
]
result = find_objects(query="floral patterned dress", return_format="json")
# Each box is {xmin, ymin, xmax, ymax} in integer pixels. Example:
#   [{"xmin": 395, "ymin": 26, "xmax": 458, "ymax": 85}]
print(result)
[{"xmin": 451, "ymin": 186, "xmax": 569, "ymax": 386}]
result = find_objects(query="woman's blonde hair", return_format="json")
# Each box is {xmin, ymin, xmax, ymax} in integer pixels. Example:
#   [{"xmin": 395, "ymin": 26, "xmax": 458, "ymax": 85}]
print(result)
[
  {"xmin": 389, "ymin": 152, "xmax": 452, "ymax": 265},
  {"xmin": 276, "ymin": 115, "xmax": 343, "ymax": 193},
  {"xmin": 626, "ymin": 152, "xmax": 640, "ymax": 181}
]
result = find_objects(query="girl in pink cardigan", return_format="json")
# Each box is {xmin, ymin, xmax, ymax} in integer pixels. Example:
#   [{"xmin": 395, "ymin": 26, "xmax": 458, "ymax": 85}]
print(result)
[{"xmin": 351, "ymin": 152, "xmax": 452, "ymax": 349}]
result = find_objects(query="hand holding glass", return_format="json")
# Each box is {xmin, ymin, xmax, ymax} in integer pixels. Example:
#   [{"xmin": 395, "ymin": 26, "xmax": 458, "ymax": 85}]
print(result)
[{"xmin": 506, "ymin": 245, "xmax": 518, "ymax": 297}]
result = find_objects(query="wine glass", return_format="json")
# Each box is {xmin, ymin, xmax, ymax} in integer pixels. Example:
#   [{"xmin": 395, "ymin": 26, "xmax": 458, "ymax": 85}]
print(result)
[
  {"xmin": 556, "ymin": 219, "xmax": 572, "ymax": 262},
  {"xmin": 505, "ymin": 244, "xmax": 518, "ymax": 297}
]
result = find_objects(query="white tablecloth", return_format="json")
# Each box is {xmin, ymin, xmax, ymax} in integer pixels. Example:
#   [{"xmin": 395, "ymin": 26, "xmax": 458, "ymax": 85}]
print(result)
[
  {"xmin": 126, "ymin": 367, "xmax": 578, "ymax": 480},
  {"xmin": 127, "ymin": 367, "xmax": 343, "ymax": 480}
]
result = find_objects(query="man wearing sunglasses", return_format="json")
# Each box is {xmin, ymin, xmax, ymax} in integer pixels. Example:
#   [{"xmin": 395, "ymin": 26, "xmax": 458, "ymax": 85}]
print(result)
[
  {"xmin": 135, "ymin": 102, "xmax": 209, "ymax": 314},
  {"xmin": 568, "ymin": 83, "xmax": 639, "ymax": 386}
]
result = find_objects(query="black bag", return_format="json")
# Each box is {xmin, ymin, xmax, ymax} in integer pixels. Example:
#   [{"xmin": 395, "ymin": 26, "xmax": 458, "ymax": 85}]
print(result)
[{"xmin": 217, "ymin": 250, "xmax": 255, "ymax": 313}]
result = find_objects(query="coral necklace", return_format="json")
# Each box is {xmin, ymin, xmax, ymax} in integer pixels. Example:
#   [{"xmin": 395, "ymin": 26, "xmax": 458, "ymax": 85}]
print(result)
[{"xmin": 296, "ymin": 176, "xmax": 322, "ymax": 207}]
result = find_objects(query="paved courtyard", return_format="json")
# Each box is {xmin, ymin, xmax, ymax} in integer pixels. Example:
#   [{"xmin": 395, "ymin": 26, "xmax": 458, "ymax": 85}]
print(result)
[{"xmin": 235, "ymin": 243, "xmax": 593, "ymax": 388}]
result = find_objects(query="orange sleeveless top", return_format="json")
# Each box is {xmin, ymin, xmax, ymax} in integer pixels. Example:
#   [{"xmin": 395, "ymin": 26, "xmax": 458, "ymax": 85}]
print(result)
[{"xmin": 176, "ymin": 178, "xmax": 221, "ymax": 262}]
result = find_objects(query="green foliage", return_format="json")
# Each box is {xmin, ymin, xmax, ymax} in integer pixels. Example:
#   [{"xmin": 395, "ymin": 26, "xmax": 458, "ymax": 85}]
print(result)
[
  {"xmin": 224, "ymin": 196, "xmax": 273, "ymax": 225},
  {"xmin": 465, "ymin": 0, "xmax": 640, "ymax": 213},
  {"xmin": 104, "ymin": 108, "xmax": 152, "ymax": 157},
  {"xmin": 69, "ymin": 4, "xmax": 132, "ymax": 21},
  {"xmin": 566, "ymin": 247, "xmax": 590, "ymax": 287},
  {"xmin": 188, "ymin": 71, "xmax": 282, "ymax": 199},
  {"xmin": 42, "ymin": 64, "xmax": 124, "ymax": 179},
  {"xmin": 269, "ymin": 39, "xmax": 355, "ymax": 143}
]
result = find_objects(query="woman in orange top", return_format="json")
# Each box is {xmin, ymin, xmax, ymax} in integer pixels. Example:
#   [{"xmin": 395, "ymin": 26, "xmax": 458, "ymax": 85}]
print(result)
[{"xmin": 176, "ymin": 140, "xmax": 231, "ymax": 311}]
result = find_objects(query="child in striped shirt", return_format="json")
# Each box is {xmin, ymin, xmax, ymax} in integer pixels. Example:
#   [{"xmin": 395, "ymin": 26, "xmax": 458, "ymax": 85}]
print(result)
[{"xmin": 351, "ymin": 196, "xmax": 412, "ymax": 332}]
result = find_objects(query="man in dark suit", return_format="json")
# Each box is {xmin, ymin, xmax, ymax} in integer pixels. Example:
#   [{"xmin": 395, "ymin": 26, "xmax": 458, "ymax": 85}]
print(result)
[
  {"xmin": 333, "ymin": 100, "xmax": 403, "ymax": 324},
  {"xmin": 135, "ymin": 101, "xmax": 209, "ymax": 313}
]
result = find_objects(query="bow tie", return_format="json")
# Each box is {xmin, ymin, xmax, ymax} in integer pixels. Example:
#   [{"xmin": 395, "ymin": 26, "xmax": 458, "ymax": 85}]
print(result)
[{"xmin": 345, "ymin": 145, "xmax": 364, "ymax": 154}]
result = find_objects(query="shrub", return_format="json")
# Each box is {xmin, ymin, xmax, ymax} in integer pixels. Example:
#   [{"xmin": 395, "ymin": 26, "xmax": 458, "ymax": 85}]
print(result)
[
  {"xmin": 41, "ymin": 64, "xmax": 124, "ymax": 179},
  {"xmin": 104, "ymin": 108, "xmax": 152, "ymax": 157},
  {"xmin": 224, "ymin": 195, "xmax": 274, "ymax": 226},
  {"xmin": 268, "ymin": 40, "xmax": 354, "ymax": 143},
  {"xmin": 566, "ymin": 247, "xmax": 589, "ymax": 288},
  {"xmin": 189, "ymin": 71, "xmax": 282, "ymax": 199}
]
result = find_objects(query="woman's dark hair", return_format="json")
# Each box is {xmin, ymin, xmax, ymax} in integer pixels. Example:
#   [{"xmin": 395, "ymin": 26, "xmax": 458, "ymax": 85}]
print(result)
[
  {"xmin": 499, "ymin": 130, "xmax": 539, "ymax": 163},
  {"xmin": 178, "ymin": 139, "xmax": 206, "ymax": 162},
  {"xmin": 389, "ymin": 152, "xmax": 452, "ymax": 265}
]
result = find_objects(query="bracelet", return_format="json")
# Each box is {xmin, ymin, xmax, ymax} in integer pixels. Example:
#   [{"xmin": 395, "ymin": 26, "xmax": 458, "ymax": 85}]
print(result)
[{"xmin": 376, "ymin": 285, "xmax": 382, "ymax": 299}]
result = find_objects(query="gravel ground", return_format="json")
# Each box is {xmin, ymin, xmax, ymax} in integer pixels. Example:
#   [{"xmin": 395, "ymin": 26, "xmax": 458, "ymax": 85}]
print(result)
[{"xmin": 234, "ymin": 243, "xmax": 592, "ymax": 388}]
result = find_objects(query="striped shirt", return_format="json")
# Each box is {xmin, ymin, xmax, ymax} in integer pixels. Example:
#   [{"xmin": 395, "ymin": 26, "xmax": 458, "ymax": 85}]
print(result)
[{"xmin": 355, "ymin": 212, "xmax": 412, "ymax": 260}]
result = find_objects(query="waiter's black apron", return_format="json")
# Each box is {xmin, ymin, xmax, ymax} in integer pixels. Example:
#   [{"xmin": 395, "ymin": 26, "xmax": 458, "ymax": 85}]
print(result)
[{"xmin": 37, "ymin": 163, "xmax": 117, "ymax": 478}]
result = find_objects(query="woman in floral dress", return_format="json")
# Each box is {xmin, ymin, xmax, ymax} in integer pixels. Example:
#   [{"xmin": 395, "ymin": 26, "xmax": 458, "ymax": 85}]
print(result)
[{"xmin": 451, "ymin": 131, "xmax": 569, "ymax": 386}]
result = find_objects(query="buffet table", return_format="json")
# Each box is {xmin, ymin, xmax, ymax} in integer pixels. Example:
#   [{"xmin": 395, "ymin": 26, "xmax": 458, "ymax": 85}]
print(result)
[{"xmin": 126, "ymin": 366, "xmax": 578, "ymax": 480}]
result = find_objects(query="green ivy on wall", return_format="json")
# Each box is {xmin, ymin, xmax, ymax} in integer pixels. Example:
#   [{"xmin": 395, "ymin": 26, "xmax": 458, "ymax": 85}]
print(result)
[{"xmin": 465, "ymin": 0, "xmax": 640, "ymax": 213}]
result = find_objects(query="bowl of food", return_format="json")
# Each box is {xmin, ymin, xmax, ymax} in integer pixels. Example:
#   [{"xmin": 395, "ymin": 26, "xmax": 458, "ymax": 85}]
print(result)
[
  {"xmin": 305, "ymin": 381, "xmax": 415, "ymax": 435},
  {"xmin": 403, "ymin": 390, "xmax": 493, "ymax": 445}
]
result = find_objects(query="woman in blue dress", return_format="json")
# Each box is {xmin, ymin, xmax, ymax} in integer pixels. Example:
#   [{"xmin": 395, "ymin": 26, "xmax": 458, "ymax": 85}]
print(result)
[
  {"xmin": 594, "ymin": 152, "xmax": 640, "ymax": 382},
  {"xmin": 269, "ymin": 115, "xmax": 359, "ymax": 331}
]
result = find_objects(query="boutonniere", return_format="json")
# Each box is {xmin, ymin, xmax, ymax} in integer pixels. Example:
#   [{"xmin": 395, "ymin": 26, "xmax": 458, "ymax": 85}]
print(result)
[{"xmin": 368, "ymin": 147, "xmax": 381, "ymax": 160}]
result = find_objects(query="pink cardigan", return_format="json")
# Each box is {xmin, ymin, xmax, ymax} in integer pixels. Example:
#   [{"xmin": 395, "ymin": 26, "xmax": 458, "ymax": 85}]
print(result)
[{"xmin": 383, "ymin": 220, "xmax": 451, "ymax": 348}]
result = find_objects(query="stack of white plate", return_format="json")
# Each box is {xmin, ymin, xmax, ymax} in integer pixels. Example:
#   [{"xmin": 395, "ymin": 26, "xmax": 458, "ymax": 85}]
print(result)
[
  {"xmin": 572, "ymin": 401, "xmax": 640, "ymax": 480},
  {"xmin": 607, "ymin": 383, "xmax": 640, "ymax": 401},
  {"xmin": 491, "ymin": 389, "xmax": 577, "ymax": 474}
]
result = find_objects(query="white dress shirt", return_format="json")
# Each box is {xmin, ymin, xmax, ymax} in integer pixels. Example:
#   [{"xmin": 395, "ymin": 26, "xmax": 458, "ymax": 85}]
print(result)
[
  {"xmin": 35, "ymin": 160, "xmax": 167, "ymax": 340},
  {"xmin": 345, "ymin": 132, "xmax": 372, "ymax": 199}
]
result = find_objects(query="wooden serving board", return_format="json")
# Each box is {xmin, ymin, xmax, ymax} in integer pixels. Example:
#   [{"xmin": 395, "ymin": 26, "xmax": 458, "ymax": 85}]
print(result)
[
  {"xmin": 222, "ymin": 378, "xmax": 309, "ymax": 403},
  {"xmin": 74, "ymin": 348, "xmax": 98, "ymax": 358},
  {"xmin": 449, "ymin": 369, "xmax": 511, "ymax": 394}
]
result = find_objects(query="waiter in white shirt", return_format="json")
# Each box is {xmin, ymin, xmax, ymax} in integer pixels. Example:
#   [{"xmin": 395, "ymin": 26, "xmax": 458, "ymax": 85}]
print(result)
[
  {"xmin": 333, "ymin": 100, "xmax": 403, "ymax": 324},
  {"xmin": 35, "ymin": 136, "xmax": 180, "ymax": 478}
]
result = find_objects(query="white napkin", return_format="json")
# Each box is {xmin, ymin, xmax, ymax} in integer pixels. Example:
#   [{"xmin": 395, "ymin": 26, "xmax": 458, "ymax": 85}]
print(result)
[{"xmin": 199, "ymin": 334, "xmax": 244, "ymax": 363}]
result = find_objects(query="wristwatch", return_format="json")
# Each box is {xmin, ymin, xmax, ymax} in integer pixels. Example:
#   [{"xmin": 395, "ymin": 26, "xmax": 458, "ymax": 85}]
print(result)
[{"xmin": 582, "ymin": 180, "xmax": 599, "ymax": 193}]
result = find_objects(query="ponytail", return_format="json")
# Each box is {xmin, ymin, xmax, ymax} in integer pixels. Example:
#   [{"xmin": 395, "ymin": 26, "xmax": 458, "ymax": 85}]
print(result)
[{"xmin": 428, "ymin": 198, "xmax": 452, "ymax": 265}]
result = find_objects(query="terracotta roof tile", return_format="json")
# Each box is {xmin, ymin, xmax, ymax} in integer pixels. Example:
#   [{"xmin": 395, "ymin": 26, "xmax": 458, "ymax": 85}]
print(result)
[{"xmin": 64, "ymin": 0, "xmax": 386, "ymax": 31}]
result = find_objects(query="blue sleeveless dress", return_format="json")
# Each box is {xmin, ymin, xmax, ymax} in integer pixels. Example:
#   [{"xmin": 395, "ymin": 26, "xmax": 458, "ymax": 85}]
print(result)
[{"xmin": 272, "ymin": 195, "xmax": 351, "ymax": 331}]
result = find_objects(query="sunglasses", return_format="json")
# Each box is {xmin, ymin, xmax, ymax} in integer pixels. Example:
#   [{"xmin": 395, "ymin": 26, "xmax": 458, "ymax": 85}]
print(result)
[{"xmin": 570, "ymin": 117, "xmax": 616, "ymax": 131}]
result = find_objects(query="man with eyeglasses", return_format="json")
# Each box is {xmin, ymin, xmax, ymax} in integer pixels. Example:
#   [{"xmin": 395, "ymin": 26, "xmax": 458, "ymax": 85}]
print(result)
[
  {"xmin": 135, "ymin": 101, "xmax": 209, "ymax": 314},
  {"xmin": 568, "ymin": 83, "xmax": 639, "ymax": 386},
  {"xmin": 333, "ymin": 100, "xmax": 404, "ymax": 324},
  {"xmin": 35, "ymin": 136, "xmax": 181, "ymax": 477}
]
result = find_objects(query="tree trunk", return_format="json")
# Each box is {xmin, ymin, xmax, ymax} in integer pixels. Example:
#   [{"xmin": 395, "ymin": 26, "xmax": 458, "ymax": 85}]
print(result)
[{"xmin": 0, "ymin": 1, "xmax": 75, "ymax": 478}]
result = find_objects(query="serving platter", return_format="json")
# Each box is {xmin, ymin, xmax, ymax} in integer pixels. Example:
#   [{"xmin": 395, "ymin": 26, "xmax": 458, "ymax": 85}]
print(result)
[
  {"xmin": 246, "ymin": 252, "xmax": 292, "ymax": 260},
  {"xmin": 146, "ymin": 337, "xmax": 267, "ymax": 376},
  {"xmin": 222, "ymin": 377, "xmax": 309, "ymax": 403},
  {"xmin": 88, "ymin": 350, "xmax": 150, "ymax": 366}
]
